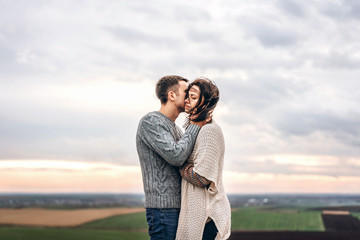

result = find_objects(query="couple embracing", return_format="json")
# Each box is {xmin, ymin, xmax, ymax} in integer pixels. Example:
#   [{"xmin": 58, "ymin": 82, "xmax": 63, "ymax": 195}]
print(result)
[{"xmin": 136, "ymin": 75, "xmax": 231, "ymax": 240}]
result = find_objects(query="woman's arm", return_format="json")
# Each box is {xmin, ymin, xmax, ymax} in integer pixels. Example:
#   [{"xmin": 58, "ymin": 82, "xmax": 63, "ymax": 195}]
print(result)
[{"xmin": 180, "ymin": 162, "xmax": 211, "ymax": 188}]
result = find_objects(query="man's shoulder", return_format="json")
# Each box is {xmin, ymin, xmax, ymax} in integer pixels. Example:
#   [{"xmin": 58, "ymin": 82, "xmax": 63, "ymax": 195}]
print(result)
[
  {"xmin": 141, "ymin": 111, "xmax": 163, "ymax": 122},
  {"xmin": 139, "ymin": 111, "xmax": 169, "ymax": 129}
]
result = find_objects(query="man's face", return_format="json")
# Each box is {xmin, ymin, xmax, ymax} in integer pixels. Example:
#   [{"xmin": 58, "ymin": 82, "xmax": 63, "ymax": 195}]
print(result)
[{"xmin": 174, "ymin": 81, "xmax": 188, "ymax": 113}]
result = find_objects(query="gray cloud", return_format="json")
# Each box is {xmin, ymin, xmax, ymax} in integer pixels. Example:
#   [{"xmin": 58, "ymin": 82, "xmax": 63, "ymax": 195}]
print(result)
[
  {"xmin": 246, "ymin": 22, "xmax": 299, "ymax": 48},
  {"xmin": 128, "ymin": 5, "xmax": 165, "ymax": 19},
  {"xmin": 219, "ymin": 74, "xmax": 309, "ymax": 112},
  {"xmin": 0, "ymin": 109, "xmax": 138, "ymax": 164},
  {"xmin": 0, "ymin": 45, "xmax": 15, "ymax": 63},
  {"xmin": 1, "ymin": 0, "xmax": 360, "ymax": 181},
  {"xmin": 312, "ymin": 50, "xmax": 360, "ymax": 69},
  {"xmin": 230, "ymin": 157, "xmax": 360, "ymax": 177},
  {"xmin": 236, "ymin": 4, "xmax": 302, "ymax": 48},
  {"xmin": 171, "ymin": 5, "xmax": 211, "ymax": 22},
  {"xmin": 186, "ymin": 28, "xmax": 222, "ymax": 43},
  {"xmin": 105, "ymin": 26, "xmax": 176, "ymax": 46},
  {"xmin": 273, "ymin": 111, "xmax": 360, "ymax": 137},
  {"xmin": 277, "ymin": 0, "xmax": 305, "ymax": 18},
  {"xmin": 321, "ymin": 0, "xmax": 360, "ymax": 20}
]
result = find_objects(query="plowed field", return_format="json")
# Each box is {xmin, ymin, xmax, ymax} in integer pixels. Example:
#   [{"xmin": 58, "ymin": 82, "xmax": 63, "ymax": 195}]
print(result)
[
  {"xmin": 0, "ymin": 208, "xmax": 144, "ymax": 227},
  {"xmin": 322, "ymin": 214, "xmax": 360, "ymax": 232}
]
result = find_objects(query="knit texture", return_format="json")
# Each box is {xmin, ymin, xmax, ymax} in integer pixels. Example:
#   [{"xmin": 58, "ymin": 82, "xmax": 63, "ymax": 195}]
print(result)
[
  {"xmin": 176, "ymin": 121, "xmax": 231, "ymax": 240},
  {"xmin": 136, "ymin": 111, "xmax": 200, "ymax": 208}
]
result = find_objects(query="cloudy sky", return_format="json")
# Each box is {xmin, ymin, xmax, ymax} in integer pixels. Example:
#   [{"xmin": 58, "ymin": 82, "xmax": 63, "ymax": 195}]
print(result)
[{"xmin": 1, "ymin": 0, "xmax": 360, "ymax": 193}]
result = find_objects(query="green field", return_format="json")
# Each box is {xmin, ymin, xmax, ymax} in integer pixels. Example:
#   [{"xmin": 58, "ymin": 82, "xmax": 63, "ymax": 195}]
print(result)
[
  {"xmin": 0, "ymin": 207, "xmax": 327, "ymax": 239},
  {"xmin": 353, "ymin": 212, "xmax": 360, "ymax": 221},
  {"xmin": 231, "ymin": 207, "xmax": 325, "ymax": 231},
  {"xmin": 0, "ymin": 212, "xmax": 149, "ymax": 240},
  {"xmin": 0, "ymin": 227, "xmax": 148, "ymax": 240},
  {"xmin": 80, "ymin": 212, "xmax": 148, "ymax": 230}
]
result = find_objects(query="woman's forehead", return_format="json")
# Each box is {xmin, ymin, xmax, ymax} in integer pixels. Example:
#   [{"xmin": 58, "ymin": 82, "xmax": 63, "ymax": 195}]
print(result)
[{"xmin": 189, "ymin": 85, "xmax": 200, "ymax": 93}]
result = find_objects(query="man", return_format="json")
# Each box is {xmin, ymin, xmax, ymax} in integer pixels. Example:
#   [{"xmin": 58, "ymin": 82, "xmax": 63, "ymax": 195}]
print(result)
[{"xmin": 136, "ymin": 75, "xmax": 201, "ymax": 240}]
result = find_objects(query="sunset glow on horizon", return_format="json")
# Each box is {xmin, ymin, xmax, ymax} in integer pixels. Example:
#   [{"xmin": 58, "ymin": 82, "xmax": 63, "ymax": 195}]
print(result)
[
  {"xmin": 1, "ymin": 1, "xmax": 360, "ymax": 195},
  {"xmin": 1, "ymin": 160, "xmax": 359, "ymax": 194}
]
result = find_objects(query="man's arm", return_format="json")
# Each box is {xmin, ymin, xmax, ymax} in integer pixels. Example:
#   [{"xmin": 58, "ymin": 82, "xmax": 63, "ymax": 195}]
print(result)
[
  {"xmin": 180, "ymin": 163, "xmax": 211, "ymax": 188},
  {"xmin": 139, "ymin": 114, "xmax": 200, "ymax": 167}
]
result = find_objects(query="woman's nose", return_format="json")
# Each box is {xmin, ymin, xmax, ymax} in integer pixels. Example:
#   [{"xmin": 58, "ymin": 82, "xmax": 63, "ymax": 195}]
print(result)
[{"xmin": 185, "ymin": 98, "xmax": 189, "ymax": 103}]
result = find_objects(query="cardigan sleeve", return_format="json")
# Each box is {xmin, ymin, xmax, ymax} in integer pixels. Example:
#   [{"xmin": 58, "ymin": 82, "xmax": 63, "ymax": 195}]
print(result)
[{"xmin": 193, "ymin": 123, "xmax": 225, "ymax": 194}]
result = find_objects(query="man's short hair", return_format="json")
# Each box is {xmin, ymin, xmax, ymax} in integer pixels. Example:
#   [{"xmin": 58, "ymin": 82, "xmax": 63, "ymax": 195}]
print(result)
[{"xmin": 155, "ymin": 75, "xmax": 188, "ymax": 104}]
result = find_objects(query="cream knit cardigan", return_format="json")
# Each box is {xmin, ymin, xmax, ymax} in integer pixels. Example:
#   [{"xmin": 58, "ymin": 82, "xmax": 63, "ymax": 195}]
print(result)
[{"xmin": 176, "ymin": 121, "xmax": 231, "ymax": 240}]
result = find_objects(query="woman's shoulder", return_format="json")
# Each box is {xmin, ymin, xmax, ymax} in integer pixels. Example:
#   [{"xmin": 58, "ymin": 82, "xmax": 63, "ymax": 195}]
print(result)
[
  {"xmin": 198, "ymin": 120, "xmax": 223, "ymax": 137},
  {"xmin": 202, "ymin": 120, "xmax": 221, "ymax": 130}
]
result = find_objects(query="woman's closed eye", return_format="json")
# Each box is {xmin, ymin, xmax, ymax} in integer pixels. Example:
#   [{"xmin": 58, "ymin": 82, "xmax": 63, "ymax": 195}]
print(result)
[{"xmin": 190, "ymin": 94, "xmax": 198, "ymax": 100}]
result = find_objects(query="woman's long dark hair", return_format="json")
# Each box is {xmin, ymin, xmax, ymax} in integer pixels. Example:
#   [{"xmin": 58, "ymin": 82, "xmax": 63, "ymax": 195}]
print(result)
[{"xmin": 185, "ymin": 77, "xmax": 219, "ymax": 123}]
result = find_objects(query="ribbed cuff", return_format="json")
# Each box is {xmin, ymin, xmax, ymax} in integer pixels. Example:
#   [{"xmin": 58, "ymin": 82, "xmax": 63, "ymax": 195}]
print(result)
[{"xmin": 186, "ymin": 124, "xmax": 200, "ymax": 136}]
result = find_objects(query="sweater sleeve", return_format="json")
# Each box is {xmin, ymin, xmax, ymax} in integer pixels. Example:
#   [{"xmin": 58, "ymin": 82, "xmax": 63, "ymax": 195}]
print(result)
[
  {"xmin": 139, "ymin": 114, "xmax": 200, "ymax": 167},
  {"xmin": 180, "ymin": 163, "xmax": 211, "ymax": 188},
  {"xmin": 193, "ymin": 124, "xmax": 224, "ymax": 194}
]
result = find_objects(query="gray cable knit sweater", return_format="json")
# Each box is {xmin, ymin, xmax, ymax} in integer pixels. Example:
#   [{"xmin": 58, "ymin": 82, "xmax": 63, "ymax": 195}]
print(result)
[{"xmin": 136, "ymin": 111, "xmax": 200, "ymax": 208}]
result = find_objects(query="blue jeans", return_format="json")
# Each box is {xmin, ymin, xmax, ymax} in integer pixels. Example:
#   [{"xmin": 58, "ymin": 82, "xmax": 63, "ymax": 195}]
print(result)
[
  {"xmin": 146, "ymin": 208, "xmax": 180, "ymax": 240},
  {"xmin": 202, "ymin": 220, "xmax": 218, "ymax": 240}
]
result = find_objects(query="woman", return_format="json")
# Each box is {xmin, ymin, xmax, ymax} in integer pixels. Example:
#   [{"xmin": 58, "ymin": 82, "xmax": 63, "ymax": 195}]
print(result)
[{"xmin": 176, "ymin": 78, "xmax": 231, "ymax": 240}]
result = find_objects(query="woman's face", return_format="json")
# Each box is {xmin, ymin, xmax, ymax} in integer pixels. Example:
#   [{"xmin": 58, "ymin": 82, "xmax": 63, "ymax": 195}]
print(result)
[{"xmin": 185, "ymin": 85, "xmax": 201, "ymax": 114}]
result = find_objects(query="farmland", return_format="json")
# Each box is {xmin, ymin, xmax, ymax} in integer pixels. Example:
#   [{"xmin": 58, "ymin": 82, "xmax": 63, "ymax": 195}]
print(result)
[
  {"xmin": 79, "ymin": 212, "xmax": 148, "ymax": 230},
  {"xmin": 231, "ymin": 207, "xmax": 324, "ymax": 231},
  {"xmin": 0, "ymin": 227, "xmax": 148, "ymax": 240},
  {"xmin": 0, "ymin": 206, "xmax": 326, "ymax": 240},
  {"xmin": 0, "ymin": 207, "xmax": 144, "ymax": 226},
  {"xmin": 0, "ymin": 210, "xmax": 149, "ymax": 240},
  {"xmin": 1, "ymin": 194, "xmax": 360, "ymax": 239}
]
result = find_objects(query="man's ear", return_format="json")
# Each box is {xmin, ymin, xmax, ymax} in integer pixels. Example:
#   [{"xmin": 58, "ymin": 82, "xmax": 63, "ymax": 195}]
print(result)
[{"xmin": 168, "ymin": 91, "xmax": 176, "ymax": 102}]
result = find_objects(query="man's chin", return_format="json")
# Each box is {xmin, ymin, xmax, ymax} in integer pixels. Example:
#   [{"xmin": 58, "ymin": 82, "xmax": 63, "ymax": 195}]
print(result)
[{"xmin": 178, "ymin": 106, "xmax": 185, "ymax": 113}]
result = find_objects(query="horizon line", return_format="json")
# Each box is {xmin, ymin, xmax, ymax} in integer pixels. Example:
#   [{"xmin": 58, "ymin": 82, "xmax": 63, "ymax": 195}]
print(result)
[{"xmin": 1, "ymin": 192, "xmax": 360, "ymax": 196}]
